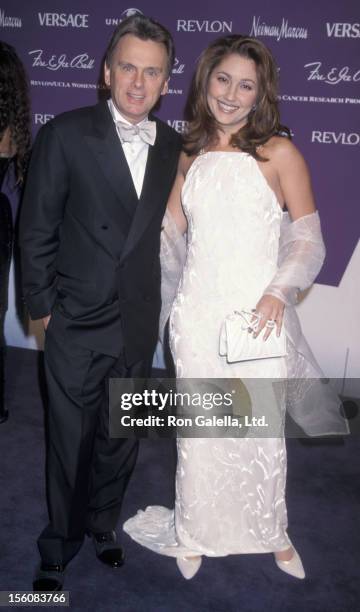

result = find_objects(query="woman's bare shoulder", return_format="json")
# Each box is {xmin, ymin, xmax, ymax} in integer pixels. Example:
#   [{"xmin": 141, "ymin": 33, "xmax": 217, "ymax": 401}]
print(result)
[{"xmin": 262, "ymin": 136, "xmax": 304, "ymax": 164}]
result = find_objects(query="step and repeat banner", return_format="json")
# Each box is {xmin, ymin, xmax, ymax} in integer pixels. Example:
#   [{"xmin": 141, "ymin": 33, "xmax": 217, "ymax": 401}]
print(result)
[{"xmin": 1, "ymin": 0, "xmax": 359, "ymax": 386}]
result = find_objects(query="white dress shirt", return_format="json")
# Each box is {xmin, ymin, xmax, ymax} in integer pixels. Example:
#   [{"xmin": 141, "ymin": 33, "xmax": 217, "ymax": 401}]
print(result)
[{"xmin": 108, "ymin": 99, "xmax": 150, "ymax": 199}]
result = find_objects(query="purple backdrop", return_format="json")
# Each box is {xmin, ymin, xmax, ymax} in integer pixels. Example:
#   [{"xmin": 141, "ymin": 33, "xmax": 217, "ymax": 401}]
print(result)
[{"xmin": 1, "ymin": 0, "xmax": 359, "ymax": 287}]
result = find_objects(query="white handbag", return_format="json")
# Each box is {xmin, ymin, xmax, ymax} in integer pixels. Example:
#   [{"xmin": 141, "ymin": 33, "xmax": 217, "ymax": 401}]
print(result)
[{"xmin": 219, "ymin": 310, "xmax": 287, "ymax": 363}]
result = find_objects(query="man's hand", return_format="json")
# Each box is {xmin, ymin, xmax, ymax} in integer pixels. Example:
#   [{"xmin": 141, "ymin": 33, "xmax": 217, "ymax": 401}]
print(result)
[{"xmin": 42, "ymin": 315, "xmax": 51, "ymax": 330}]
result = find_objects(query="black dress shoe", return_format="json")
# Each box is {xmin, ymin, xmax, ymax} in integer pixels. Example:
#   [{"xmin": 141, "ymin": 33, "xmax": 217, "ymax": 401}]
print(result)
[
  {"xmin": 88, "ymin": 530, "xmax": 125, "ymax": 568},
  {"xmin": 33, "ymin": 564, "xmax": 65, "ymax": 591}
]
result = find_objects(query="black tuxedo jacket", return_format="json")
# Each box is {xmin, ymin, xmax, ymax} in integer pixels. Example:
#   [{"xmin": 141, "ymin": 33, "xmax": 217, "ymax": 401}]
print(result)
[{"xmin": 20, "ymin": 101, "xmax": 182, "ymax": 363}]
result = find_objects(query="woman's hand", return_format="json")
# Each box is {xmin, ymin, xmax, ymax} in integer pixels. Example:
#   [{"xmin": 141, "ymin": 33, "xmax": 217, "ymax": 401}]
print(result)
[{"xmin": 251, "ymin": 294, "xmax": 285, "ymax": 340}]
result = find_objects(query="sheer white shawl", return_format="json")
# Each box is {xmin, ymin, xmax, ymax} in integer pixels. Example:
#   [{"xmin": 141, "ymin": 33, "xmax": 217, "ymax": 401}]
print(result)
[{"xmin": 159, "ymin": 209, "xmax": 349, "ymax": 437}]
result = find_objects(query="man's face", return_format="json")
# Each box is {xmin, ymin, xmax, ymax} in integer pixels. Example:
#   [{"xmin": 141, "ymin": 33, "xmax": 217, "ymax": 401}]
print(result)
[{"xmin": 104, "ymin": 34, "xmax": 169, "ymax": 124}]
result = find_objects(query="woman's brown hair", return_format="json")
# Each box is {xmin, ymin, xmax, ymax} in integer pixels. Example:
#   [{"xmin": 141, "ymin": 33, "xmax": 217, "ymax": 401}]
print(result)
[{"xmin": 184, "ymin": 35, "xmax": 290, "ymax": 160}]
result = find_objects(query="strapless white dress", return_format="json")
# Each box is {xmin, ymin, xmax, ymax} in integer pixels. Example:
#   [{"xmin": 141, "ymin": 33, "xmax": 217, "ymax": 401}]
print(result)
[{"xmin": 124, "ymin": 152, "xmax": 291, "ymax": 556}]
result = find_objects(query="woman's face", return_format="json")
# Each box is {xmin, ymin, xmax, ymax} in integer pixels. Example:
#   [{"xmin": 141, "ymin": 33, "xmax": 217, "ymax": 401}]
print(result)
[{"xmin": 206, "ymin": 53, "xmax": 259, "ymax": 134}]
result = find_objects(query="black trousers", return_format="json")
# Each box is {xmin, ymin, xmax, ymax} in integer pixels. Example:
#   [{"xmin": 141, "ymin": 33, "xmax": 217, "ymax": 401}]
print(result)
[{"xmin": 38, "ymin": 315, "xmax": 152, "ymax": 566}]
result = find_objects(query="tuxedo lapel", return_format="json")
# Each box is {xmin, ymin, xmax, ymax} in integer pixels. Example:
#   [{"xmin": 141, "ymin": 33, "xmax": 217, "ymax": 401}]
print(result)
[
  {"xmin": 120, "ymin": 119, "xmax": 174, "ymax": 262},
  {"xmin": 83, "ymin": 104, "xmax": 177, "ymax": 263},
  {"xmin": 84, "ymin": 102, "xmax": 138, "ymax": 221}
]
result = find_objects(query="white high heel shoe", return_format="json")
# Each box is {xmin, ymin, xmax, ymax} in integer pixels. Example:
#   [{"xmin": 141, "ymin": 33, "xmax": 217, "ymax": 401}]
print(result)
[
  {"xmin": 176, "ymin": 556, "xmax": 202, "ymax": 579},
  {"xmin": 274, "ymin": 544, "xmax": 305, "ymax": 579}
]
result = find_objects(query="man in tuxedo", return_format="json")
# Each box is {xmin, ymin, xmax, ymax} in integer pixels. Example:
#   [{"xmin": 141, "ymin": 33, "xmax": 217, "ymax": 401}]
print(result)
[{"xmin": 20, "ymin": 15, "xmax": 181, "ymax": 591}]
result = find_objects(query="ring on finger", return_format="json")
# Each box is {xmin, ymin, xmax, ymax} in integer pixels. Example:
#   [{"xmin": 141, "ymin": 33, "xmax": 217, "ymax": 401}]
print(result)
[{"xmin": 265, "ymin": 319, "xmax": 276, "ymax": 328}]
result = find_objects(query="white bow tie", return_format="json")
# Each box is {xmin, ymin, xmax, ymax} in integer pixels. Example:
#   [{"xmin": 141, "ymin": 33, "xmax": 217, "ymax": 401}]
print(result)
[{"xmin": 116, "ymin": 120, "xmax": 156, "ymax": 146}]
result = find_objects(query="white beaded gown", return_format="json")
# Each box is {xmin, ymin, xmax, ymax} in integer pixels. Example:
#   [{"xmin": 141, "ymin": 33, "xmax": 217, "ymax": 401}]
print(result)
[{"xmin": 123, "ymin": 151, "xmax": 292, "ymax": 556}]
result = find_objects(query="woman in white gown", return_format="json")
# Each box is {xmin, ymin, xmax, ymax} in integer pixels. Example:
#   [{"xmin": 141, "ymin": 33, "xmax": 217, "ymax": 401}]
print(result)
[{"xmin": 124, "ymin": 35, "xmax": 347, "ymax": 580}]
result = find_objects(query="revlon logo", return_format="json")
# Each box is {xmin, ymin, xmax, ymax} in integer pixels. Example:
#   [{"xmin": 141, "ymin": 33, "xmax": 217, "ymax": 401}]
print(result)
[
  {"xmin": 312, "ymin": 131, "xmax": 360, "ymax": 145},
  {"xmin": 177, "ymin": 20, "xmax": 232, "ymax": 33}
]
